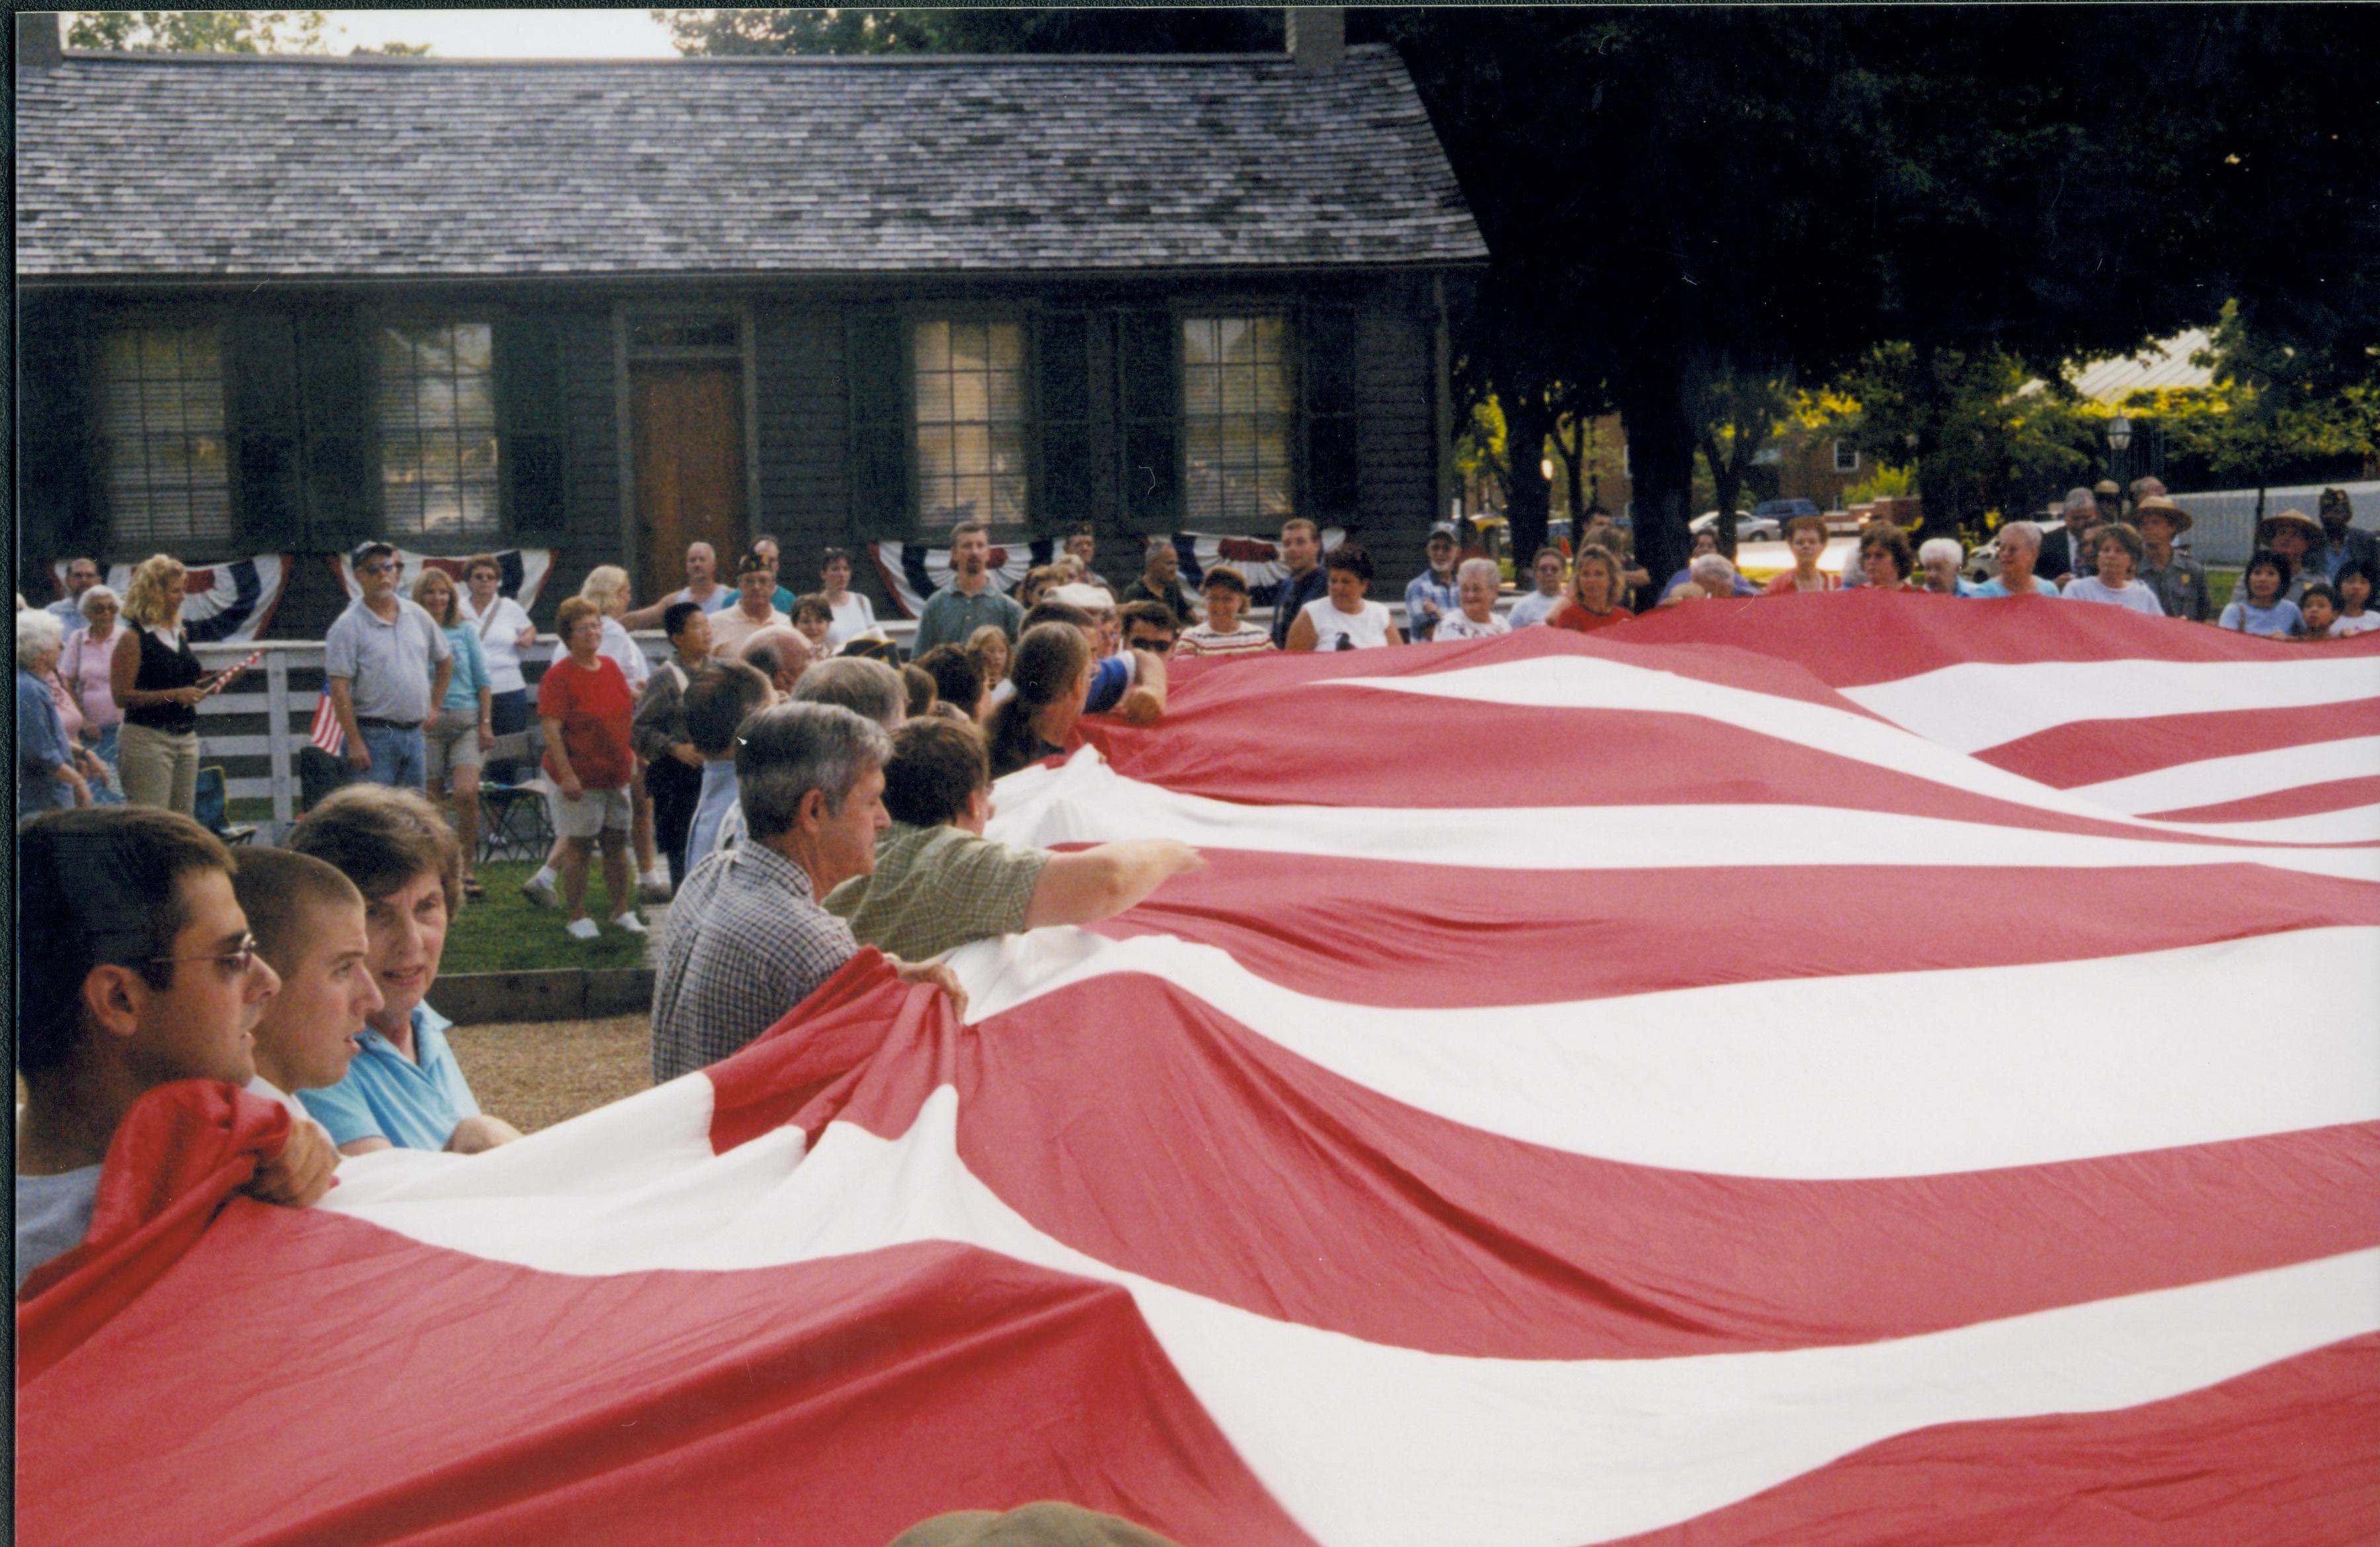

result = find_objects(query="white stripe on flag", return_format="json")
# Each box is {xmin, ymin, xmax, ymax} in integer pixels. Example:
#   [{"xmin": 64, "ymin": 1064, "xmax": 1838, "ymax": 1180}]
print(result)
[
  {"xmin": 1839, "ymin": 656, "xmax": 2380, "ymax": 754},
  {"xmin": 948, "ymin": 926, "xmax": 2380, "ymax": 1177},
  {"xmin": 988, "ymin": 754, "xmax": 2380, "ymax": 883},
  {"xmin": 2068, "ymin": 734, "xmax": 2380, "ymax": 815}
]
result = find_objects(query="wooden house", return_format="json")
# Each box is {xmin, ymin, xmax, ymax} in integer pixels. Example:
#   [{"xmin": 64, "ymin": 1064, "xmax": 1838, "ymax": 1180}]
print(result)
[{"xmin": 14, "ymin": 11, "xmax": 1486, "ymax": 630}]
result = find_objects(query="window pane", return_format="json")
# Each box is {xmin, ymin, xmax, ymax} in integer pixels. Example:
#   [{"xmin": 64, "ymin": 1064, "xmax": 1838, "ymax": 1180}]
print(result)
[
  {"xmin": 914, "ymin": 369, "xmax": 955, "ymax": 425},
  {"xmin": 915, "ymin": 321, "xmax": 951, "ymax": 374},
  {"xmin": 988, "ymin": 367, "xmax": 1025, "ymax": 421},
  {"xmin": 98, "ymin": 325, "xmax": 232, "ymax": 552},
  {"xmin": 377, "ymin": 319, "xmax": 501, "ymax": 540},
  {"xmin": 950, "ymin": 323, "xmax": 988, "ymax": 374},
  {"xmin": 1179, "ymin": 313, "xmax": 1292, "ymax": 530},
  {"xmin": 951, "ymin": 370, "xmax": 989, "ymax": 424}
]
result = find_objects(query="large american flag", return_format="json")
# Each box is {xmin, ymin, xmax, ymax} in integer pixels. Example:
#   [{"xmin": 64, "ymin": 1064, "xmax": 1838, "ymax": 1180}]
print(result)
[{"xmin": 20, "ymin": 594, "xmax": 2379, "ymax": 1545}]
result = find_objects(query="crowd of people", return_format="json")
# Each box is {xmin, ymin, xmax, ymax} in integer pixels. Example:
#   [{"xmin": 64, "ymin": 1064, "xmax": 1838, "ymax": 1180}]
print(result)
[{"xmin": 17, "ymin": 483, "xmax": 2377, "ymax": 1312}]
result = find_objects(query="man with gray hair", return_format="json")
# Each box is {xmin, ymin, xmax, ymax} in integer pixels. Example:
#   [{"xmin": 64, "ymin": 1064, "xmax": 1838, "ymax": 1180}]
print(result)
[
  {"xmin": 651, "ymin": 701, "xmax": 965, "ymax": 1081},
  {"xmin": 2035, "ymin": 489, "xmax": 2099, "ymax": 586}
]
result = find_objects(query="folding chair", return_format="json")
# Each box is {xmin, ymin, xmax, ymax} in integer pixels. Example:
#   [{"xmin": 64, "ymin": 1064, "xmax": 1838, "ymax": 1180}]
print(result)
[{"xmin": 478, "ymin": 777, "xmax": 555, "ymax": 864}]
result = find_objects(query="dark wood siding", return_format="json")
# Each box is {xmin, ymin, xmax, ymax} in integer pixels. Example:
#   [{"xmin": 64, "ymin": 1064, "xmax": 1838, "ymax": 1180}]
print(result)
[
  {"xmin": 1355, "ymin": 302, "xmax": 1437, "ymax": 586},
  {"xmin": 754, "ymin": 306, "xmax": 856, "ymax": 594},
  {"xmin": 543, "ymin": 308, "xmax": 619, "ymax": 625}
]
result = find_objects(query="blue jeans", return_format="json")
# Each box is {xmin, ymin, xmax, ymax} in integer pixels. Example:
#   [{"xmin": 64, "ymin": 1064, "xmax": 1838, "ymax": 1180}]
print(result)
[
  {"xmin": 87, "ymin": 723, "xmax": 125, "ymax": 806},
  {"xmin": 360, "ymin": 723, "xmax": 428, "ymax": 791}
]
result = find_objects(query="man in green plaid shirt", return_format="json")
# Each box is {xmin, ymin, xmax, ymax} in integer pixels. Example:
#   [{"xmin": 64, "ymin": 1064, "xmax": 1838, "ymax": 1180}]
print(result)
[{"xmin": 826, "ymin": 717, "xmax": 1202, "ymax": 962}]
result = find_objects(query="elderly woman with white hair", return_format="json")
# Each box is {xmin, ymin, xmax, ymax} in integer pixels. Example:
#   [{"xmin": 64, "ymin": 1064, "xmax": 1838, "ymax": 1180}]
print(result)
[
  {"xmin": 1916, "ymin": 537, "xmax": 1979, "ymax": 596},
  {"xmin": 17, "ymin": 609, "xmax": 104, "ymax": 820},
  {"xmin": 1661, "ymin": 551, "xmax": 1749, "ymax": 606},
  {"xmin": 1433, "ymin": 558, "xmax": 1513, "ymax": 639},
  {"xmin": 60, "ymin": 584, "xmax": 127, "ymax": 791},
  {"xmin": 1967, "ymin": 522, "xmax": 2067, "ymax": 600}
]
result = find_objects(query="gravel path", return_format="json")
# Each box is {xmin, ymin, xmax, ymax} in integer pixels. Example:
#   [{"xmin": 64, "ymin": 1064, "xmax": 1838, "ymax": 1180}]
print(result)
[{"xmin": 446, "ymin": 1013, "xmax": 653, "ymax": 1134}]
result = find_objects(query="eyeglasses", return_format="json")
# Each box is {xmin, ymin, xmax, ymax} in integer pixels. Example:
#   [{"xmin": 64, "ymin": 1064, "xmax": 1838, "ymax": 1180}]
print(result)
[
  {"xmin": 360, "ymin": 561, "xmax": 398, "ymax": 575},
  {"xmin": 1129, "ymin": 637, "xmax": 1174, "ymax": 654},
  {"xmin": 148, "ymin": 933, "xmax": 261, "ymax": 976}
]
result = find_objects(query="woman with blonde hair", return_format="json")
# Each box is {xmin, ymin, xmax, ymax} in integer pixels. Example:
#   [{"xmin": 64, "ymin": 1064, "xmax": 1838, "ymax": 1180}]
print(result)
[
  {"xmin": 413, "ymin": 569, "xmax": 495, "ymax": 897},
  {"xmin": 966, "ymin": 623, "xmax": 1012, "ymax": 688},
  {"xmin": 1551, "ymin": 545, "xmax": 1633, "ymax": 633},
  {"xmin": 109, "ymin": 553, "xmax": 212, "ymax": 813}
]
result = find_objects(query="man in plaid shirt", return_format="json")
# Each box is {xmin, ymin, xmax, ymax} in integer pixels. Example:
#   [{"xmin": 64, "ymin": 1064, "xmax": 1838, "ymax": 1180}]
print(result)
[{"xmin": 650, "ymin": 702, "xmax": 965, "ymax": 1082}]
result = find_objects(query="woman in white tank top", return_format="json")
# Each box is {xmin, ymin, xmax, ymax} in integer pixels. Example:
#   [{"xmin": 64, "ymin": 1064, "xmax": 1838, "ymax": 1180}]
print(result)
[{"xmin": 1285, "ymin": 542, "xmax": 1405, "ymax": 651}]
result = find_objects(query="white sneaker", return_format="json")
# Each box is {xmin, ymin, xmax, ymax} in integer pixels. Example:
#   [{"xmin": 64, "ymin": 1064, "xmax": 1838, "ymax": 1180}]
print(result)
[
  {"xmin": 637, "ymin": 872, "xmax": 672, "ymax": 903},
  {"xmin": 521, "ymin": 872, "xmax": 561, "ymax": 910},
  {"xmin": 612, "ymin": 912, "xmax": 648, "ymax": 936},
  {"xmin": 565, "ymin": 916, "xmax": 601, "ymax": 941}
]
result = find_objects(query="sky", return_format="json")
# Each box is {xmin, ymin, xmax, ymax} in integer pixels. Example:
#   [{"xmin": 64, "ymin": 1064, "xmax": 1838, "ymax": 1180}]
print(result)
[{"xmin": 324, "ymin": 9, "xmax": 681, "ymax": 59}]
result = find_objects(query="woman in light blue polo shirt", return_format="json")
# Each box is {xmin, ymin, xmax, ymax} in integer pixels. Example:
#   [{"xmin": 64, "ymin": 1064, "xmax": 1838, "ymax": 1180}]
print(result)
[{"xmin": 290, "ymin": 784, "xmax": 524, "ymax": 1156}]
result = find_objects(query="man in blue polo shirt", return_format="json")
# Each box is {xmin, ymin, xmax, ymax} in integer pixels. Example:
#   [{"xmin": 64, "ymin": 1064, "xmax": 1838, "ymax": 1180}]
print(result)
[{"xmin": 290, "ymin": 784, "xmax": 523, "ymax": 1156}]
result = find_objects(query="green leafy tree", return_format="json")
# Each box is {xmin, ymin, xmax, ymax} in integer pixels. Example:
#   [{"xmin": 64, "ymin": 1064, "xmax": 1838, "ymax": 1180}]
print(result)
[
  {"xmin": 67, "ymin": 10, "xmax": 331, "ymax": 53},
  {"xmin": 1829, "ymin": 344, "xmax": 2099, "ymax": 535}
]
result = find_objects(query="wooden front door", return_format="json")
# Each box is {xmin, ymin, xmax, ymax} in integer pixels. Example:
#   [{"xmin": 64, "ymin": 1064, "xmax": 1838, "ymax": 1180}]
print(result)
[{"xmin": 630, "ymin": 364, "xmax": 746, "ymax": 605}]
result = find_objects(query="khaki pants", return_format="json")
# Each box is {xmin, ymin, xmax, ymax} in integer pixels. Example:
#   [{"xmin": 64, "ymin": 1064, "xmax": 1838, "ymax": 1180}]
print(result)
[{"xmin": 118, "ymin": 722, "xmax": 198, "ymax": 814}]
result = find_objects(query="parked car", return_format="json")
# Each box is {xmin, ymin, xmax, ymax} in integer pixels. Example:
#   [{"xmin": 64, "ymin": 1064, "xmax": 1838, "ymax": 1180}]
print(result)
[
  {"xmin": 1688, "ymin": 509, "xmax": 1776, "ymax": 541},
  {"xmin": 1753, "ymin": 498, "xmax": 1821, "ymax": 522}
]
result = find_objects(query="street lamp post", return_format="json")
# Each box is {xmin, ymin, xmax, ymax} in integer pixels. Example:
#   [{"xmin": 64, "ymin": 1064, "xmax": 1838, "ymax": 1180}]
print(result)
[{"xmin": 2106, "ymin": 414, "xmax": 2133, "ymax": 505}]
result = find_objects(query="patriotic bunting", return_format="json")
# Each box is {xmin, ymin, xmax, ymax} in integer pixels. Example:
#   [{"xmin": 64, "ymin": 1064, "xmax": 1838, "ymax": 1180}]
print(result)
[
  {"xmin": 869, "ymin": 530, "xmax": 1345, "ymax": 617},
  {"xmin": 51, "ymin": 554, "xmax": 292, "ymax": 643},
  {"xmin": 329, "ymin": 547, "xmax": 555, "ymax": 610},
  {"xmin": 18, "ymin": 595, "xmax": 2380, "ymax": 1547}
]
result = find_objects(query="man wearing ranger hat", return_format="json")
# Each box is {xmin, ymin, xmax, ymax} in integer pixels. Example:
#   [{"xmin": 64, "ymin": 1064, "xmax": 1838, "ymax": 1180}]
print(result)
[
  {"xmin": 2133, "ymin": 496, "xmax": 2209, "ymax": 621},
  {"xmin": 2317, "ymin": 487, "xmax": 2375, "ymax": 583},
  {"xmin": 2256, "ymin": 508, "xmax": 2328, "ymax": 606}
]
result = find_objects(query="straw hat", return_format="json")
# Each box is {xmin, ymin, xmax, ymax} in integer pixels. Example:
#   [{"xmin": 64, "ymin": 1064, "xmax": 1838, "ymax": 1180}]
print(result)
[
  {"xmin": 2258, "ymin": 508, "xmax": 2323, "ymax": 543},
  {"xmin": 2131, "ymin": 495, "xmax": 2192, "ymax": 534}
]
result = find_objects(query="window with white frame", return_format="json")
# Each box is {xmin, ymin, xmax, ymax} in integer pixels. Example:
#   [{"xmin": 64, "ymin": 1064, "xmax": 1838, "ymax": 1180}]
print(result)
[
  {"xmin": 1833, "ymin": 440, "xmax": 1861, "ymax": 474},
  {"xmin": 912, "ymin": 319, "xmax": 1027, "ymax": 534},
  {"xmin": 377, "ymin": 322, "xmax": 500, "ymax": 540},
  {"xmin": 1182, "ymin": 315, "xmax": 1293, "ymax": 529},
  {"xmin": 96, "ymin": 325, "xmax": 233, "ymax": 550}
]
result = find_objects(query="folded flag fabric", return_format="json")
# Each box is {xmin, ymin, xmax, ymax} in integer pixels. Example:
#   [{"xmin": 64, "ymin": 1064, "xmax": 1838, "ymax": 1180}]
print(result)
[
  {"xmin": 328, "ymin": 545, "xmax": 555, "ymax": 610},
  {"xmin": 19, "ymin": 594, "xmax": 2379, "ymax": 1546}
]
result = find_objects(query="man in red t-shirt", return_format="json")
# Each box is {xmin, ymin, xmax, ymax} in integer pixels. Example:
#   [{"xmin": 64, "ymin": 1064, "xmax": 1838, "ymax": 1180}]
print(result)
[{"xmin": 539, "ymin": 596, "xmax": 639, "ymax": 941}]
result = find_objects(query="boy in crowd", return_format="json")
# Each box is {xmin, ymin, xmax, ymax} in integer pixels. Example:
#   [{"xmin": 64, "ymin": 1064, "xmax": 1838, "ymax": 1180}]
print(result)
[
  {"xmin": 826, "ymin": 716, "xmax": 1203, "ymax": 961},
  {"xmin": 2297, "ymin": 582, "xmax": 2340, "ymax": 641},
  {"xmin": 290, "ymin": 785, "xmax": 523, "ymax": 1156},
  {"xmin": 1175, "ymin": 566, "xmax": 1274, "ymax": 658},
  {"xmin": 16, "ymin": 809, "xmax": 337, "ymax": 1289},
  {"xmin": 793, "ymin": 593, "xmax": 837, "ymax": 656},
  {"xmin": 232, "ymin": 848, "xmax": 385, "ymax": 1120},
  {"xmin": 1119, "ymin": 600, "xmax": 1182, "ymax": 658},
  {"xmin": 682, "ymin": 658, "xmax": 775, "ymax": 875}
]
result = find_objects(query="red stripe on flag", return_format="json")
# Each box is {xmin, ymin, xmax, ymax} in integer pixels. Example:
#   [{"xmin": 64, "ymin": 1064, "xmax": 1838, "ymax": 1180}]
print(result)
[
  {"xmin": 17, "ymin": 1214, "xmax": 1314, "ymax": 1547},
  {"xmin": 922, "ymin": 976, "xmax": 2380, "ymax": 1360},
  {"xmin": 1614, "ymin": 587, "xmax": 2380, "ymax": 687},
  {"xmin": 1086, "ymin": 687, "xmax": 2312, "ymax": 851},
  {"xmin": 2143, "ymin": 775, "xmax": 2380, "ymax": 825},
  {"xmin": 1977, "ymin": 699, "xmax": 2380, "ymax": 789},
  {"xmin": 1086, "ymin": 854, "xmax": 2380, "ymax": 1007},
  {"xmin": 1600, "ymin": 1332, "xmax": 2380, "ymax": 1547}
]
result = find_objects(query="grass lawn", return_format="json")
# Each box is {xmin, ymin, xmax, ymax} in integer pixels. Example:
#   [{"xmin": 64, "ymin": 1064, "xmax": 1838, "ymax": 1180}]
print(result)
[
  {"xmin": 444, "ymin": 859, "xmax": 653, "ymax": 974},
  {"xmin": 2206, "ymin": 566, "xmax": 2241, "ymax": 615}
]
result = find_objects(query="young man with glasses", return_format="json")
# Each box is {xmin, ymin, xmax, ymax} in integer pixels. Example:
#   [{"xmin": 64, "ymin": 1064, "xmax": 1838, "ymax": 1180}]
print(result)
[
  {"xmin": 325, "ymin": 543, "xmax": 452, "ymax": 791},
  {"xmin": 15, "ymin": 808, "xmax": 339, "ymax": 1290},
  {"xmin": 1118, "ymin": 600, "xmax": 1181, "ymax": 658}
]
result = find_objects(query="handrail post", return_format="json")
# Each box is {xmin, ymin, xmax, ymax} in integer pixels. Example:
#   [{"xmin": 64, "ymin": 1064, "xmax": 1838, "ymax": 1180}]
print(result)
[{"xmin": 265, "ymin": 649, "xmax": 294, "ymax": 840}]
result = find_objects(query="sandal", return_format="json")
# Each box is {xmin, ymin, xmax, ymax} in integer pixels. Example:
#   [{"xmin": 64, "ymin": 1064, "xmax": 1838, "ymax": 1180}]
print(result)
[{"xmin": 462, "ymin": 877, "xmax": 486, "ymax": 900}]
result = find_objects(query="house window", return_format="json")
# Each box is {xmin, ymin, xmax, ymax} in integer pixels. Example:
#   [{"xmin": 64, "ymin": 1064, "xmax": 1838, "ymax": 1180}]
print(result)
[
  {"xmin": 1833, "ymin": 440, "xmax": 1861, "ymax": 474},
  {"xmin": 1182, "ymin": 315, "xmax": 1292, "ymax": 529},
  {"xmin": 912, "ymin": 319, "xmax": 1027, "ymax": 534},
  {"xmin": 96, "ymin": 325, "xmax": 233, "ymax": 551},
  {"xmin": 377, "ymin": 322, "xmax": 499, "ymax": 541}
]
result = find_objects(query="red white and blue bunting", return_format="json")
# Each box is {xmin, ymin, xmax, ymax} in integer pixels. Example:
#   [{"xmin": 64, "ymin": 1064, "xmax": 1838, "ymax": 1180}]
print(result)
[
  {"xmin": 52, "ymin": 554, "xmax": 292, "ymax": 645},
  {"xmin": 869, "ymin": 530, "xmax": 1344, "ymax": 618},
  {"xmin": 329, "ymin": 547, "xmax": 557, "ymax": 610}
]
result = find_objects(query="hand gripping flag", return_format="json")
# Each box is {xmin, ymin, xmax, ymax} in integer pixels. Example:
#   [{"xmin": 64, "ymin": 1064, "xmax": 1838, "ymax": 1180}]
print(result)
[{"xmin": 19, "ymin": 594, "xmax": 2380, "ymax": 1546}]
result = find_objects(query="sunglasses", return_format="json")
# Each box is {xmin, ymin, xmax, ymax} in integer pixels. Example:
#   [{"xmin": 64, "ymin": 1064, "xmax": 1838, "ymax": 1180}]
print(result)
[
  {"xmin": 148, "ymin": 933, "xmax": 262, "ymax": 978},
  {"xmin": 360, "ymin": 561, "xmax": 399, "ymax": 575}
]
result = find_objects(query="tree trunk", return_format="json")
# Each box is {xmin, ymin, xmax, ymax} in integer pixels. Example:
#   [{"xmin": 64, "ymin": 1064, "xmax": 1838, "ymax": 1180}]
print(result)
[
  {"xmin": 1618, "ymin": 368, "xmax": 1695, "ymax": 609},
  {"xmin": 1564, "ymin": 418, "xmax": 1587, "ymax": 529},
  {"xmin": 1503, "ymin": 385, "xmax": 1554, "ymax": 575},
  {"xmin": 1701, "ymin": 433, "xmax": 1743, "ymax": 561}
]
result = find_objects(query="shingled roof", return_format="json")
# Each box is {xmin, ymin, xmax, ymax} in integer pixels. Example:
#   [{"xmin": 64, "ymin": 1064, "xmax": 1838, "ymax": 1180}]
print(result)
[{"xmin": 15, "ymin": 45, "xmax": 1486, "ymax": 281}]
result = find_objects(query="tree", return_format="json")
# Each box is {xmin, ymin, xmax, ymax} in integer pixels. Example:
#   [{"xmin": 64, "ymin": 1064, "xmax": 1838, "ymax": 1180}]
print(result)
[
  {"xmin": 1687, "ymin": 360, "xmax": 1794, "ymax": 557},
  {"xmin": 1378, "ymin": 7, "xmax": 2380, "ymax": 584},
  {"xmin": 67, "ymin": 10, "xmax": 331, "ymax": 52}
]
